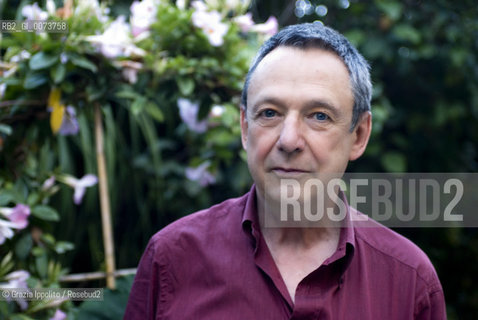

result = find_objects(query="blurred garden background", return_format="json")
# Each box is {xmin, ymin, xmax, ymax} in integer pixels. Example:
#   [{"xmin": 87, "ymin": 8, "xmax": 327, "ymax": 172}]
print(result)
[{"xmin": 0, "ymin": 0, "xmax": 477, "ymax": 319}]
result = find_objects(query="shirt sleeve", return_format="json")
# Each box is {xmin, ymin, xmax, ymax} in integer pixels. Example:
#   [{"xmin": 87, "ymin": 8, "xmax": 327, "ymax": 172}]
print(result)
[
  {"xmin": 124, "ymin": 236, "xmax": 170, "ymax": 320},
  {"xmin": 414, "ymin": 273, "xmax": 447, "ymax": 320}
]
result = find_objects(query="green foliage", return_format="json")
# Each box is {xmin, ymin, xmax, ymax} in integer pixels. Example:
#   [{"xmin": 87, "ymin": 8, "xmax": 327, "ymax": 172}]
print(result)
[
  {"xmin": 288, "ymin": 0, "xmax": 478, "ymax": 318},
  {"xmin": 77, "ymin": 275, "xmax": 134, "ymax": 320},
  {"xmin": 2, "ymin": 0, "xmax": 475, "ymax": 318},
  {"xmin": 0, "ymin": 0, "xmax": 268, "ymax": 318}
]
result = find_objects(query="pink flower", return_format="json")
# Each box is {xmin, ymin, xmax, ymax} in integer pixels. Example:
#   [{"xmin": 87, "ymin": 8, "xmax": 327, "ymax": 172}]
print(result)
[
  {"xmin": 114, "ymin": 60, "xmax": 143, "ymax": 84},
  {"xmin": 177, "ymin": 98, "xmax": 208, "ymax": 133},
  {"xmin": 123, "ymin": 68, "xmax": 138, "ymax": 83},
  {"xmin": 0, "ymin": 204, "xmax": 31, "ymax": 243},
  {"xmin": 176, "ymin": 0, "xmax": 186, "ymax": 9},
  {"xmin": 234, "ymin": 13, "xmax": 254, "ymax": 32},
  {"xmin": 192, "ymin": 7, "xmax": 229, "ymax": 46},
  {"xmin": 50, "ymin": 309, "xmax": 67, "ymax": 320},
  {"xmin": 87, "ymin": 16, "xmax": 146, "ymax": 58},
  {"xmin": 225, "ymin": 0, "xmax": 248, "ymax": 11},
  {"xmin": 130, "ymin": 0, "xmax": 158, "ymax": 38},
  {"xmin": 60, "ymin": 53, "xmax": 68, "ymax": 64},
  {"xmin": 4, "ymin": 270, "xmax": 29, "ymax": 288},
  {"xmin": 251, "ymin": 16, "xmax": 278, "ymax": 36},
  {"xmin": 59, "ymin": 106, "xmax": 79, "ymax": 136},
  {"xmin": 185, "ymin": 161, "xmax": 216, "ymax": 186},
  {"xmin": 10, "ymin": 50, "xmax": 31, "ymax": 63},
  {"xmin": 191, "ymin": 1, "xmax": 207, "ymax": 11},
  {"xmin": 0, "ymin": 222, "xmax": 15, "ymax": 245},
  {"xmin": 21, "ymin": 3, "xmax": 48, "ymax": 21},
  {"xmin": 62, "ymin": 174, "xmax": 98, "ymax": 205},
  {"xmin": 42, "ymin": 176, "xmax": 56, "ymax": 190},
  {"xmin": 1, "ymin": 270, "xmax": 30, "ymax": 310},
  {"xmin": 74, "ymin": 0, "xmax": 109, "ymax": 23},
  {"xmin": 46, "ymin": 0, "xmax": 56, "ymax": 15},
  {"xmin": 8, "ymin": 204, "xmax": 30, "ymax": 229}
]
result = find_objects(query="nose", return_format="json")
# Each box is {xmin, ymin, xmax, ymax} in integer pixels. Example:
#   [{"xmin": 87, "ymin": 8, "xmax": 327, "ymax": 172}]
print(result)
[{"xmin": 277, "ymin": 114, "xmax": 305, "ymax": 154}]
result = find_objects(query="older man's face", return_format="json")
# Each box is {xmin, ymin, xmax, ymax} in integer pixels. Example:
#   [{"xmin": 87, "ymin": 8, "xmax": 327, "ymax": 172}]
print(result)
[{"xmin": 241, "ymin": 46, "xmax": 371, "ymax": 202}]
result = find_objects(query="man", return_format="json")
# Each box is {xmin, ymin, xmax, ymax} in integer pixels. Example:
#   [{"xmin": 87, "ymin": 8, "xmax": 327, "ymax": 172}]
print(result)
[{"xmin": 124, "ymin": 23, "xmax": 446, "ymax": 319}]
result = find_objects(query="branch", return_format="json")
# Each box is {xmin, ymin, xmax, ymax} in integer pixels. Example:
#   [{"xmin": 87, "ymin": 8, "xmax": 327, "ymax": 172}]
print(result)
[
  {"xmin": 59, "ymin": 268, "xmax": 137, "ymax": 283},
  {"xmin": 0, "ymin": 100, "xmax": 45, "ymax": 108},
  {"xmin": 95, "ymin": 103, "xmax": 117, "ymax": 290}
]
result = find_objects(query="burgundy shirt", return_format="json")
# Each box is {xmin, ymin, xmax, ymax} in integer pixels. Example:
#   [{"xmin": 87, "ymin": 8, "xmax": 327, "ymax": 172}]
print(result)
[{"xmin": 124, "ymin": 186, "xmax": 446, "ymax": 320}]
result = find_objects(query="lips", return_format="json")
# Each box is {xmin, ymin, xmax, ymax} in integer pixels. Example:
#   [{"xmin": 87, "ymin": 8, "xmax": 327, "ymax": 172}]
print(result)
[
  {"xmin": 271, "ymin": 167, "xmax": 310, "ymax": 174},
  {"xmin": 273, "ymin": 167, "xmax": 307, "ymax": 172}
]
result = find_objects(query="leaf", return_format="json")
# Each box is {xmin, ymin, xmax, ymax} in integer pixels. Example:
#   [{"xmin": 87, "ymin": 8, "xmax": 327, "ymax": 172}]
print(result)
[
  {"xmin": 177, "ymin": 77, "xmax": 195, "ymax": 96},
  {"xmin": 3, "ymin": 78, "xmax": 21, "ymax": 86},
  {"xmin": 0, "ymin": 252, "xmax": 13, "ymax": 269},
  {"xmin": 344, "ymin": 30, "xmax": 365, "ymax": 47},
  {"xmin": 116, "ymin": 89, "xmax": 140, "ymax": 100},
  {"xmin": 364, "ymin": 39, "xmax": 389, "ymax": 60},
  {"xmin": 27, "ymin": 192, "xmax": 40, "ymax": 206},
  {"xmin": 61, "ymin": 81, "xmax": 74, "ymax": 94},
  {"xmin": 0, "ymin": 252, "xmax": 14, "ymax": 277},
  {"xmin": 393, "ymin": 25, "xmax": 421, "ymax": 44},
  {"xmin": 32, "ymin": 247, "xmax": 46, "ymax": 256},
  {"xmin": 381, "ymin": 152, "xmax": 407, "ymax": 172},
  {"xmin": 86, "ymin": 84, "xmax": 106, "ymax": 102},
  {"xmin": 41, "ymin": 233, "xmax": 55, "ymax": 246},
  {"xmin": 0, "ymin": 191, "xmax": 17, "ymax": 206},
  {"xmin": 207, "ymin": 129, "xmax": 236, "ymax": 146},
  {"xmin": 0, "ymin": 124, "xmax": 12, "ymax": 135},
  {"xmin": 131, "ymin": 96, "xmax": 147, "ymax": 115},
  {"xmin": 29, "ymin": 52, "xmax": 58, "ymax": 70},
  {"xmin": 32, "ymin": 205, "xmax": 60, "ymax": 221},
  {"xmin": 70, "ymin": 55, "xmax": 97, "ymax": 72},
  {"xmin": 35, "ymin": 254, "xmax": 48, "ymax": 279},
  {"xmin": 77, "ymin": 275, "xmax": 134, "ymax": 320},
  {"xmin": 54, "ymin": 241, "xmax": 74, "ymax": 254},
  {"xmin": 145, "ymin": 102, "xmax": 164, "ymax": 122},
  {"xmin": 10, "ymin": 315, "xmax": 36, "ymax": 320},
  {"xmin": 15, "ymin": 234, "xmax": 33, "ymax": 260},
  {"xmin": 24, "ymin": 73, "xmax": 48, "ymax": 89},
  {"xmin": 48, "ymin": 88, "xmax": 65, "ymax": 133},
  {"xmin": 51, "ymin": 63, "xmax": 66, "ymax": 83},
  {"xmin": 376, "ymin": 0, "xmax": 403, "ymax": 21},
  {"xmin": 50, "ymin": 103, "xmax": 65, "ymax": 134}
]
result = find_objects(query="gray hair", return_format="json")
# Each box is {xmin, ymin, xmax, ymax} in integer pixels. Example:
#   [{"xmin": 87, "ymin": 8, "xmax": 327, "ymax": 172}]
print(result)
[{"xmin": 241, "ymin": 22, "xmax": 372, "ymax": 130}]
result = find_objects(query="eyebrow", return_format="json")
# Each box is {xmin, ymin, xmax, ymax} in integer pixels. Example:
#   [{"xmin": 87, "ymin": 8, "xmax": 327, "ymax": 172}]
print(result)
[
  {"xmin": 250, "ymin": 96, "xmax": 342, "ymax": 118},
  {"xmin": 303, "ymin": 99, "xmax": 342, "ymax": 118}
]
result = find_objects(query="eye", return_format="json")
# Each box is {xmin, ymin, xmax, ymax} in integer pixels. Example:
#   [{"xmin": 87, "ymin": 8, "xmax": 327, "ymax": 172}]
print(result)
[
  {"xmin": 313, "ymin": 112, "xmax": 329, "ymax": 121},
  {"xmin": 261, "ymin": 109, "xmax": 277, "ymax": 118}
]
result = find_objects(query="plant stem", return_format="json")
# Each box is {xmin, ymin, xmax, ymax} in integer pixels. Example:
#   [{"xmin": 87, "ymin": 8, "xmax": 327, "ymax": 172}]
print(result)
[
  {"xmin": 59, "ymin": 268, "xmax": 136, "ymax": 282},
  {"xmin": 94, "ymin": 103, "xmax": 116, "ymax": 289}
]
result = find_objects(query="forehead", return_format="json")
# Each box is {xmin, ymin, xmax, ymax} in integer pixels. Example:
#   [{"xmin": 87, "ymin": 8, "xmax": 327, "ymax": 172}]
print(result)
[{"xmin": 247, "ymin": 46, "xmax": 353, "ymax": 111}]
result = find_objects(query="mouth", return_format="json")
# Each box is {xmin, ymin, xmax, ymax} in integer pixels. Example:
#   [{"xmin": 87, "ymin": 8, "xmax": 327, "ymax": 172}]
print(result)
[{"xmin": 271, "ymin": 167, "xmax": 310, "ymax": 175}]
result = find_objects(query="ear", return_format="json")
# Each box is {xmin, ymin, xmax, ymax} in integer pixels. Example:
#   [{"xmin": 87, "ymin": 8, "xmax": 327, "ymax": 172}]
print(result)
[
  {"xmin": 240, "ymin": 107, "xmax": 248, "ymax": 151},
  {"xmin": 349, "ymin": 112, "xmax": 372, "ymax": 161}
]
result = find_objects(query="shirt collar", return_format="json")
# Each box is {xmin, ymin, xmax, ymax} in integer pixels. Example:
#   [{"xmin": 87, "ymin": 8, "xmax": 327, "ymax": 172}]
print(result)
[
  {"xmin": 326, "ymin": 190, "xmax": 355, "ymax": 265},
  {"xmin": 241, "ymin": 184, "xmax": 260, "ymax": 244},
  {"xmin": 241, "ymin": 185, "xmax": 356, "ymax": 263}
]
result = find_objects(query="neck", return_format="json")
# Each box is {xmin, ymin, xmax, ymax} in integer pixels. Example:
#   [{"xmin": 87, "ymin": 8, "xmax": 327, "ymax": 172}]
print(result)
[
  {"xmin": 261, "ymin": 225, "xmax": 340, "ymax": 250},
  {"xmin": 256, "ymin": 188, "xmax": 342, "ymax": 249}
]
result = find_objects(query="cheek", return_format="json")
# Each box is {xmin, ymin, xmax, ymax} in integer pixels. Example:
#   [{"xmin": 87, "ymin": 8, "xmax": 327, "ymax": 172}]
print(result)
[
  {"xmin": 246, "ymin": 125, "xmax": 276, "ymax": 162},
  {"xmin": 310, "ymin": 132, "xmax": 352, "ymax": 162}
]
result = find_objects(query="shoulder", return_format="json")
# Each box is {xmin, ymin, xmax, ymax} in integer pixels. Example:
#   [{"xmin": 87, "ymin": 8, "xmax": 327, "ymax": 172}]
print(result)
[
  {"xmin": 347, "ymin": 208, "xmax": 446, "ymax": 319},
  {"xmin": 351, "ymin": 207, "xmax": 441, "ymax": 291},
  {"xmin": 148, "ymin": 192, "xmax": 249, "ymax": 252}
]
